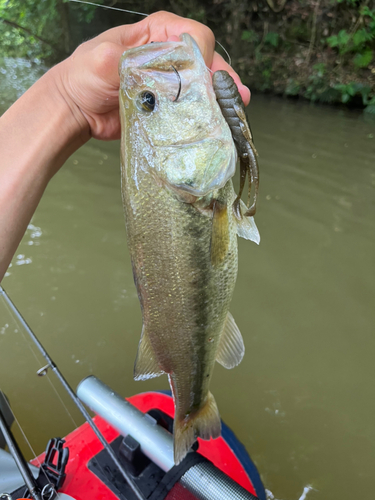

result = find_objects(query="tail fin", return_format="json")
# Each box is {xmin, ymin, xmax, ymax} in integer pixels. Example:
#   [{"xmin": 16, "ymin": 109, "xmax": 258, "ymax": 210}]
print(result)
[{"xmin": 173, "ymin": 391, "xmax": 221, "ymax": 465}]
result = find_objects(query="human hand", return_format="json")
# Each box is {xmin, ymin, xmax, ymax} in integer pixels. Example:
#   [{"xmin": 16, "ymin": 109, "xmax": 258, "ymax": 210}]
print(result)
[{"xmin": 53, "ymin": 11, "xmax": 251, "ymax": 143}]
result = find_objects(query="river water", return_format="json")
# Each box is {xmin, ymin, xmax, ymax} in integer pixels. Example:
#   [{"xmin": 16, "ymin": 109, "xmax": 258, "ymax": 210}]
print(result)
[{"xmin": 0, "ymin": 59, "xmax": 374, "ymax": 500}]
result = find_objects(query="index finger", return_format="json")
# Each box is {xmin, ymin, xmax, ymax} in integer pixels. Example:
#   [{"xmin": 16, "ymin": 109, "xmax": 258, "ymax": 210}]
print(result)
[
  {"xmin": 97, "ymin": 11, "xmax": 216, "ymax": 67},
  {"xmin": 96, "ymin": 12, "xmax": 250, "ymax": 105}
]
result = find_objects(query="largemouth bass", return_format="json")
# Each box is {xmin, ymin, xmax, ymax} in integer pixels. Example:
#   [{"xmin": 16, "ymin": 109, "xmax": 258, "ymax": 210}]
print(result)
[{"xmin": 119, "ymin": 34, "xmax": 259, "ymax": 465}]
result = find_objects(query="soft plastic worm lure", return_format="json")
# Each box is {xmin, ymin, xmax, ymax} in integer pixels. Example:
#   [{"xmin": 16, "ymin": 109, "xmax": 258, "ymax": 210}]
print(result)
[{"xmin": 212, "ymin": 70, "xmax": 259, "ymax": 218}]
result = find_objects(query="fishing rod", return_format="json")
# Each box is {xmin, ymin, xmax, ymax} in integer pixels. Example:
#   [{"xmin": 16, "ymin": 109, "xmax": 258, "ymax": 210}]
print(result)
[
  {"xmin": 0, "ymin": 402, "xmax": 42, "ymax": 500},
  {"xmin": 0, "ymin": 285, "xmax": 146, "ymax": 500}
]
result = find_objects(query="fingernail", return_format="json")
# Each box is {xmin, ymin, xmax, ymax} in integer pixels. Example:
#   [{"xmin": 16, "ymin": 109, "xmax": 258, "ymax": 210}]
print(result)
[{"xmin": 238, "ymin": 84, "xmax": 251, "ymax": 105}]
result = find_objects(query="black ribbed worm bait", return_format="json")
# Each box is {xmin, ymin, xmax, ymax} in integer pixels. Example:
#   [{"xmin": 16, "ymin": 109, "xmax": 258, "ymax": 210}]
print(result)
[{"xmin": 212, "ymin": 70, "xmax": 259, "ymax": 218}]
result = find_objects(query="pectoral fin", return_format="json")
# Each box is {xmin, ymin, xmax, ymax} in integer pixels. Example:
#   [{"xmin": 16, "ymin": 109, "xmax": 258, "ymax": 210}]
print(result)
[
  {"xmin": 235, "ymin": 200, "xmax": 260, "ymax": 244},
  {"xmin": 216, "ymin": 312, "xmax": 245, "ymax": 369},
  {"xmin": 211, "ymin": 200, "xmax": 229, "ymax": 266},
  {"xmin": 134, "ymin": 326, "xmax": 164, "ymax": 381}
]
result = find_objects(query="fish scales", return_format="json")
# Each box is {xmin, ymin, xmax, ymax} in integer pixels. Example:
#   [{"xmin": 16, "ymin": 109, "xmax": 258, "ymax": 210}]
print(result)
[
  {"xmin": 119, "ymin": 34, "xmax": 259, "ymax": 464},
  {"xmin": 123, "ymin": 167, "xmax": 238, "ymax": 395}
]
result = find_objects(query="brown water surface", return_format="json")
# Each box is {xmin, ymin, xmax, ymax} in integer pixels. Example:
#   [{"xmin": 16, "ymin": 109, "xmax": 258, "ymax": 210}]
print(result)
[{"xmin": 0, "ymin": 85, "xmax": 374, "ymax": 499}]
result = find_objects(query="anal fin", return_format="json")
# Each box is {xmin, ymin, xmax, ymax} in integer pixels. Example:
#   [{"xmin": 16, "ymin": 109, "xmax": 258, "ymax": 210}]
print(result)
[
  {"xmin": 134, "ymin": 326, "xmax": 164, "ymax": 381},
  {"xmin": 216, "ymin": 312, "xmax": 245, "ymax": 369}
]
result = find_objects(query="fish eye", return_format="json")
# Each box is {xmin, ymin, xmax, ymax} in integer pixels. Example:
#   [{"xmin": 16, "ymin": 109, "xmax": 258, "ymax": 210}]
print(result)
[{"xmin": 138, "ymin": 91, "xmax": 156, "ymax": 112}]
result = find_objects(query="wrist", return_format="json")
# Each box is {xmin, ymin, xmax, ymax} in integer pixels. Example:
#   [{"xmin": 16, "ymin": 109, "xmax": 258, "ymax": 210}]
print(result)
[
  {"xmin": 40, "ymin": 62, "xmax": 92, "ymax": 167},
  {"xmin": 1, "ymin": 63, "xmax": 91, "ymax": 184}
]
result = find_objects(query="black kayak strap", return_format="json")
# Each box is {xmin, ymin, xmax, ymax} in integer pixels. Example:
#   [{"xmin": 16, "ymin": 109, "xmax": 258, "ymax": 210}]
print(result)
[{"xmin": 148, "ymin": 451, "xmax": 208, "ymax": 500}]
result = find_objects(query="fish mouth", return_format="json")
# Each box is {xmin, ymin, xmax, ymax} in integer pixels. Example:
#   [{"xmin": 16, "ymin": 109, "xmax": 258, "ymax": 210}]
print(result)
[
  {"xmin": 168, "ymin": 138, "xmax": 206, "ymax": 148},
  {"xmin": 167, "ymin": 123, "xmax": 225, "ymax": 148},
  {"xmin": 153, "ymin": 136, "xmax": 237, "ymax": 198},
  {"xmin": 170, "ymin": 146, "xmax": 237, "ymax": 198}
]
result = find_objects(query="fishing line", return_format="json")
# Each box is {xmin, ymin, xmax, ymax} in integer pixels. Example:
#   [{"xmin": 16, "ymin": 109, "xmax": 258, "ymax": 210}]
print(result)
[
  {"xmin": 1, "ymin": 290, "xmax": 126, "ymax": 496},
  {"xmin": 68, "ymin": 0, "xmax": 233, "ymax": 68},
  {"xmin": 0, "ymin": 290, "xmax": 82, "ymax": 480},
  {"xmin": 44, "ymin": 373, "xmax": 79, "ymax": 429},
  {"xmin": 1, "ymin": 292, "xmax": 82, "ymax": 451},
  {"xmin": 0, "ymin": 391, "xmax": 54, "ymax": 490},
  {"xmin": 43, "ymin": 371, "xmax": 121, "ymax": 494},
  {"xmin": 215, "ymin": 39, "xmax": 232, "ymax": 66},
  {"xmin": 43, "ymin": 372, "xmax": 116, "ymax": 489},
  {"xmin": 0, "ymin": 286, "xmax": 146, "ymax": 500},
  {"xmin": 0, "ymin": 295, "xmax": 63, "ymax": 490},
  {"xmin": 0, "ymin": 297, "xmax": 55, "ymax": 476},
  {"xmin": 44, "ymin": 366, "xmax": 133, "ymax": 500},
  {"xmin": 69, "ymin": 0, "xmax": 149, "ymax": 17},
  {"xmin": 0, "ymin": 290, "xmax": 79, "ymax": 433}
]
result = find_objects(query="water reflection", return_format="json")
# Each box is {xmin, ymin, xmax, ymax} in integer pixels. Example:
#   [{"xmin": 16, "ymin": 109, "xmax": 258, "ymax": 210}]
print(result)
[
  {"xmin": 5, "ymin": 223, "xmax": 42, "ymax": 278},
  {"xmin": 266, "ymin": 485, "xmax": 315, "ymax": 500}
]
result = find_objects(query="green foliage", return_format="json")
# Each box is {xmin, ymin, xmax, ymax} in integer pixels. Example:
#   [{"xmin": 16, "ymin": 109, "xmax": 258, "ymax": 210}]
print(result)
[
  {"xmin": 352, "ymin": 28, "xmax": 373, "ymax": 47},
  {"xmin": 285, "ymin": 78, "xmax": 301, "ymax": 96},
  {"xmin": 326, "ymin": 7, "xmax": 375, "ymax": 71},
  {"xmin": 0, "ymin": 0, "xmax": 373, "ymax": 114},
  {"xmin": 327, "ymin": 29, "xmax": 351, "ymax": 54},
  {"xmin": 332, "ymin": 82, "xmax": 371, "ymax": 104},
  {"xmin": 0, "ymin": 0, "xmax": 63, "ymax": 60},
  {"xmin": 286, "ymin": 19, "xmax": 310, "ymax": 43},
  {"xmin": 361, "ymin": 5, "xmax": 375, "ymax": 28},
  {"xmin": 241, "ymin": 29, "xmax": 259, "ymax": 43},
  {"xmin": 333, "ymin": 82, "xmax": 356, "ymax": 103},
  {"xmin": 297, "ymin": 60, "xmax": 373, "ymax": 108},
  {"xmin": 72, "ymin": 0, "xmax": 102, "ymax": 23},
  {"xmin": 326, "ymin": 27, "xmax": 373, "ymax": 56},
  {"xmin": 264, "ymin": 32, "xmax": 279, "ymax": 48},
  {"xmin": 243, "ymin": 0, "xmax": 374, "ymax": 112},
  {"xmin": 312, "ymin": 62, "xmax": 326, "ymax": 77},
  {"xmin": 304, "ymin": 64, "xmax": 334, "ymax": 102},
  {"xmin": 353, "ymin": 49, "xmax": 373, "ymax": 68},
  {"xmin": 187, "ymin": 7, "xmax": 206, "ymax": 22},
  {"xmin": 364, "ymin": 96, "xmax": 375, "ymax": 113},
  {"xmin": 254, "ymin": 55, "xmax": 274, "ymax": 91},
  {"xmin": 0, "ymin": 0, "xmax": 103, "ymax": 62}
]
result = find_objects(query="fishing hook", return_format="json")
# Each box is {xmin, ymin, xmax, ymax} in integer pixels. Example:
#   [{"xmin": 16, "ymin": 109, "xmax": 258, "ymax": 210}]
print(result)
[{"xmin": 171, "ymin": 66, "xmax": 181, "ymax": 102}]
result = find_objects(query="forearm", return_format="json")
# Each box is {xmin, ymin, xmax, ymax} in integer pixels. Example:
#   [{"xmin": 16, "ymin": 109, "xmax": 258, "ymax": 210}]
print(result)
[
  {"xmin": 0, "ymin": 12, "xmax": 250, "ymax": 283},
  {"xmin": 0, "ymin": 64, "xmax": 88, "ymax": 281}
]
